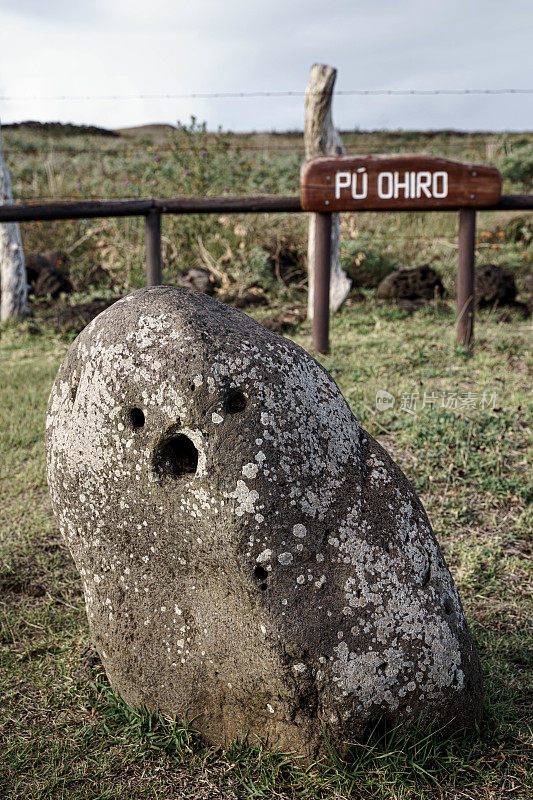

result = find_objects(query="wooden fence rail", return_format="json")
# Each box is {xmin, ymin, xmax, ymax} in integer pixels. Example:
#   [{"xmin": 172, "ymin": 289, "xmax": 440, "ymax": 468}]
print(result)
[
  {"xmin": 0, "ymin": 193, "xmax": 531, "ymax": 352},
  {"xmin": 0, "ymin": 194, "xmax": 531, "ymax": 224}
]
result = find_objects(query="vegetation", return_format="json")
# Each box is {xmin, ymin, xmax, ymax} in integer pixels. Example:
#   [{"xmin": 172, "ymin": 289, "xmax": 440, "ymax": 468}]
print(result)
[
  {"xmin": 501, "ymin": 139, "xmax": 533, "ymax": 187},
  {"xmin": 2, "ymin": 123, "xmax": 532, "ymax": 297},
  {"xmin": 0, "ymin": 123, "xmax": 531, "ymax": 798}
]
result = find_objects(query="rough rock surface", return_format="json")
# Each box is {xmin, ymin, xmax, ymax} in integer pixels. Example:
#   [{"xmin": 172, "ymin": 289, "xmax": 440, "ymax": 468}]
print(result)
[
  {"xmin": 46, "ymin": 286, "xmax": 482, "ymax": 757},
  {"xmin": 26, "ymin": 252, "xmax": 72, "ymax": 298},
  {"xmin": 377, "ymin": 265, "xmax": 444, "ymax": 302},
  {"xmin": 475, "ymin": 263, "xmax": 517, "ymax": 307},
  {"xmin": 39, "ymin": 298, "xmax": 119, "ymax": 335}
]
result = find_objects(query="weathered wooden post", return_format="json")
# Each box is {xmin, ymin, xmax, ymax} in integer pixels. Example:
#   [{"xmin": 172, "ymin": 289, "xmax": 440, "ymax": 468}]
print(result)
[
  {"xmin": 0, "ymin": 122, "xmax": 28, "ymax": 321},
  {"xmin": 305, "ymin": 64, "xmax": 351, "ymax": 321},
  {"xmin": 313, "ymin": 212, "xmax": 333, "ymax": 353},
  {"xmin": 457, "ymin": 208, "xmax": 476, "ymax": 346},
  {"xmin": 145, "ymin": 209, "xmax": 162, "ymax": 286}
]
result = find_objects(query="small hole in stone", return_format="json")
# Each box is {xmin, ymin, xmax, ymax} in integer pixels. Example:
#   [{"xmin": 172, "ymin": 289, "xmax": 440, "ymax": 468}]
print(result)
[
  {"xmin": 260, "ymin": 583, "xmax": 268, "ymax": 591},
  {"xmin": 254, "ymin": 565, "xmax": 268, "ymax": 581},
  {"xmin": 421, "ymin": 563, "xmax": 431, "ymax": 587},
  {"xmin": 129, "ymin": 407, "xmax": 145, "ymax": 428},
  {"xmin": 383, "ymin": 541, "xmax": 390, "ymax": 553},
  {"xmin": 154, "ymin": 432, "xmax": 198, "ymax": 479},
  {"xmin": 226, "ymin": 390, "xmax": 247, "ymax": 414},
  {"xmin": 443, "ymin": 596, "xmax": 453, "ymax": 615}
]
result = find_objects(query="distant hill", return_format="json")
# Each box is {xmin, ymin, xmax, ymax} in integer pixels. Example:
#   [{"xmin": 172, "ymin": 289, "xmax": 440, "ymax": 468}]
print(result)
[
  {"xmin": 114, "ymin": 123, "xmax": 177, "ymax": 144},
  {"xmin": 2, "ymin": 121, "xmax": 118, "ymax": 137}
]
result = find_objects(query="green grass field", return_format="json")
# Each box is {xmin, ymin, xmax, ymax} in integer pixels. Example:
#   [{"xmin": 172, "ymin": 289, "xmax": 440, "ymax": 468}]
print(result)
[{"xmin": 0, "ymin": 124, "xmax": 532, "ymax": 798}]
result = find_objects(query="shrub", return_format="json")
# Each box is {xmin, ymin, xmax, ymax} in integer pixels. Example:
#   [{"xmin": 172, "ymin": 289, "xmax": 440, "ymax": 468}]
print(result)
[
  {"xmin": 340, "ymin": 234, "xmax": 396, "ymax": 288},
  {"xmin": 501, "ymin": 142, "xmax": 533, "ymax": 188},
  {"xmin": 503, "ymin": 215, "xmax": 533, "ymax": 246}
]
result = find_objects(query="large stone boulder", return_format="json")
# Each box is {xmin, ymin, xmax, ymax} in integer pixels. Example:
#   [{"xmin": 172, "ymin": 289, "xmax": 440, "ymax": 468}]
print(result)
[
  {"xmin": 475, "ymin": 263, "xmax": 516, "ymax": 307},
  {"xmin": 46, "ymin": 287, "xmax": 482, "ymax": 757},
  {"xmin": 26, "ymin": 252, "xmax": 72, "ymax": 298},
  {"xmin": 377, "ymin": 265, "xmax": 444, "ymax": 302}
]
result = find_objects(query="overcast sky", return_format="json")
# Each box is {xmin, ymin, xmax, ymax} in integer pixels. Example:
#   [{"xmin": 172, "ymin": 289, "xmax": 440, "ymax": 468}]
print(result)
[{"xmin": 0, "ymin": 0, "xmax": 531, "ymax": 132}]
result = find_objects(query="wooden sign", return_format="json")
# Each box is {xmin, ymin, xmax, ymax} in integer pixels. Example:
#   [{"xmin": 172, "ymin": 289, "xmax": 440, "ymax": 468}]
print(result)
[{"xmin": 300, "ymin": 155, "xmax": 501, "ymax": 212}]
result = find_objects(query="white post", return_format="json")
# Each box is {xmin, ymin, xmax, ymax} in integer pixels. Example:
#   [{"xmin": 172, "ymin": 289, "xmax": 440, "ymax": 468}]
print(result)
[
  {"xmin": 305, "ymin": 63, "xmax": 351, "ymax": 319},
  {"xmin": 0, "ymin": 121, "xmax": 28, "ymax": 321}
]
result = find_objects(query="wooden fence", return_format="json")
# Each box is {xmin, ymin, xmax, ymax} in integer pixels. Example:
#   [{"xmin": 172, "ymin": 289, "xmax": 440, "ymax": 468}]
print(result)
[{"xmin": 0, "ymin": 192, "xmax": 532, "ymax": 352}]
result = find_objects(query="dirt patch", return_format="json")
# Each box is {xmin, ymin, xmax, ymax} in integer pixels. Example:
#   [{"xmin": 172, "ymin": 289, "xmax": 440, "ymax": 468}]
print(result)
[
  {"xmin": 34, "ymin": 298, "xmax": 121, "ymax": 334},
  {"xmin": 261, "ymin": 305, "xmax": 307, "ymax": 333},
  {"xmin": 72, "ymin": 645, "xmax": 102, "ymax": 687},
  {"xmin": 0, "ymin": 577, "xmax": 45, "ymax": 598},
  {"xmin": 217, "ymin": 287, "xmax": 268, "ymax": 308}
]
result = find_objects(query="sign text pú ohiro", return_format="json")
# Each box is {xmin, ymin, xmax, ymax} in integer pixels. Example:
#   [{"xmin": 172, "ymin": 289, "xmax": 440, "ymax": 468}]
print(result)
[{"xmin": 300, "ymin": 155, "xmax": 501, "ymax": 212}]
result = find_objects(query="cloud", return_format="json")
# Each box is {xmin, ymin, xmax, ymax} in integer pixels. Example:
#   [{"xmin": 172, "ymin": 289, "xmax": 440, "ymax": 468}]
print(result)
[
  {"xmin": 0, "ymin": 0, "xmax": 104, "ymax": 24},
  {"xmin": 0, "ymin": 0, "xmax": 531, "ymax": 130}
]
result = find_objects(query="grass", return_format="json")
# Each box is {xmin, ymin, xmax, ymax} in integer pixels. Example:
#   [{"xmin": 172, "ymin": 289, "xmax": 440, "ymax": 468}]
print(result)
[
  {"xmin": 0, "ymin": 124, "xmax": 532, "ymax": 797},
  {"xmin": 1, "ymin": 297, "xmax": 531, "ymax": 799}
]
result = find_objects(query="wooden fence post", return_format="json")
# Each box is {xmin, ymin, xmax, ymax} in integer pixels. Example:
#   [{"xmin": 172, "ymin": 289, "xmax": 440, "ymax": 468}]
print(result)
[
  {"xmin": 0, "ymin": 122, "xmax": 28, "ymax": 321},
  {"xmin": 312, "ymin": 212, "xmax": 332, "ymax": 353},
  {"xmin": 305, "ymin": 64, "xmax": 351, "ymax": 320},
  {"xmin": 457, "ymin": 208, "xmax": 476, "ymax": 346},
  {"xmin": 145, "ymin": 209, "xmax": 162, "ymax": 286}
]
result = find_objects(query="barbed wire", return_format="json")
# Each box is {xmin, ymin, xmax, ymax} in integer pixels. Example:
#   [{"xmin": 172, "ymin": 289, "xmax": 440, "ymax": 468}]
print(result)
[{"xmin": 1, "ymin": 89, "xmax": 532, "ymax": 101}]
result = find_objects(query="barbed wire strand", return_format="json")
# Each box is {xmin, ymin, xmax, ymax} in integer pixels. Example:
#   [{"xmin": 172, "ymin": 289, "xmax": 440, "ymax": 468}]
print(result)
[{"xmin": 1, "ymin": 88, "xmax": 532, "ymax": 101}]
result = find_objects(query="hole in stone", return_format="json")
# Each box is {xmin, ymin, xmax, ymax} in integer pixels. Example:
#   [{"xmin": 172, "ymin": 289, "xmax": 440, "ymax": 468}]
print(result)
[
  {"xmin": 226, "ymin": 389, "xmax": 247, "ymax": 414},
  {"xmin": 383, "ymin": 540, "xmax": 390, "ymax": 553},
  {"xmin": 421, "ymin": 563, "xmax": 431, "ymax": 587},
  {"xmin": 129, "ymin": 407, "xmax": 145, "ymax": 428},
  {"xmin": 443, "ymin": 596, "xmax": 453, "ymax": 615},
  {"xmin": 260, "ymin": 583, "xmax": 268, "ymax": 591},
  {"xmin": 254, "ymin": 565, "xmax": 268, "ymax": 581},
  {"xmin": 154, "ymin": 432, "xmax": 198, "ymax": 479}
]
